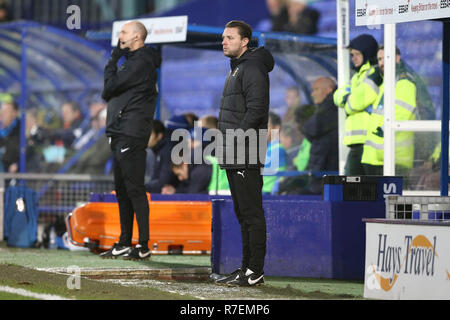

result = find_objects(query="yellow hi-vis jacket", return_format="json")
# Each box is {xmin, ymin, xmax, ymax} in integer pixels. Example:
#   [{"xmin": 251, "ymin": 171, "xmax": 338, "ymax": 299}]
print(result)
[
  {"xmin": 361, "ymin": 65, "xmax": 417, "ymax": 169},
  {"xmin": 333, "ymin": 61, "xmax": 381, "ymax": 146}
]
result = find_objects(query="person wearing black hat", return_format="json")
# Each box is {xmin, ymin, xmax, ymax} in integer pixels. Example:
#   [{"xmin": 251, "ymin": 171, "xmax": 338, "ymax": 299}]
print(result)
[{"xmin": 333, "ymin": 34, "xmax": 382, "ymax": 175}]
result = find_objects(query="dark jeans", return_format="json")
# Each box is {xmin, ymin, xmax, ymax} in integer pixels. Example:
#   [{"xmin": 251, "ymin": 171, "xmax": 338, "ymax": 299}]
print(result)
[
  {"xmin": 363, "ymin": 163, "xmax": 383, "ymax": 176},
  {"xmin": 345, "ymin": 144, "xmax": 364, "ymax": 176},
  {"xmin": 226, "ymin": 168, "xmax": 266, "ymax": 274},
  {"xmin": 111, "ymin": 136, "xmax": 149, "ymax": 248}
]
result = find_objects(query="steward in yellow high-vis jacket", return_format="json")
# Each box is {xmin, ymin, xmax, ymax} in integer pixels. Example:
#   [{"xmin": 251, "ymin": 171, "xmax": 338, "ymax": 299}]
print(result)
[
  {"xmin": 361, "ymin": 46, "xmax": 417, "ymax": 177},
  {"xmin": 333, "ymin": 34, "xmax": 381, "ymax": 175}
]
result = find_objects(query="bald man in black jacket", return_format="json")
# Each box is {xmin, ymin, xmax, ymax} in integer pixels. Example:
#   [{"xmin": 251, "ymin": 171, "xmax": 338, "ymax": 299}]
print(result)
[{"xmin": 100, "ymin": 21, "xmax": 161, "ymax": 260}]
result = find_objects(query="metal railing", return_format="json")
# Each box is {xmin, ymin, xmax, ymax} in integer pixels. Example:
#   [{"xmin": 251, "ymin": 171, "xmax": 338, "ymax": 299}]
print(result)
[{"xmin": 386, "ymin": 195, "xmax": 450, "ymax": 221}]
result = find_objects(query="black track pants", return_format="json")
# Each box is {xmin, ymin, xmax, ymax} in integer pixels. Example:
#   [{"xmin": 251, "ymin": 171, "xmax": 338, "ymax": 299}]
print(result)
[
  {"xmin": 111, "ymin": 136, "xmax": 149, "ymax": 248},
  {"xmin": 226, "ymin": 168, "xmax": 266, "ymax": 274}
]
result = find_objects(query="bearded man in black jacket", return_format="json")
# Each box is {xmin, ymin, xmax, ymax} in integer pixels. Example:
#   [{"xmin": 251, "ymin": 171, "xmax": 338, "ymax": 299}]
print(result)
[
  {"xmin": 100, "ymin": 20, "xmax": 161, "ymax": 260},
  {"xmin": 215, "ymin": 20, "xmax": 274, "ymax": 287}
]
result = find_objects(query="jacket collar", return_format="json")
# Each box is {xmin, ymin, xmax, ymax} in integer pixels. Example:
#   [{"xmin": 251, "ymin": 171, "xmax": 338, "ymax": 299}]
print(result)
[
  {"xmin": 230, "ymin": 48, "xmax": 250, "ymax": 70},
  {"xmin": 358, "ymin": 61, "xmax": 372, "ymax": 74}
]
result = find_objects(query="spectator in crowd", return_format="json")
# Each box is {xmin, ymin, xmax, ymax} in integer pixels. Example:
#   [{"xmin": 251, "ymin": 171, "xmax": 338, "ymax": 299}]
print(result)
[
  {"xmin": 361, "ymin": 46, "xmax": 416, "ymax": 177},
  {"xmin": 53, "ymin": 101, "xmax": 84, "ymax": 148},
  {"xmin": 0, "ymin": 95, "xmax": 19, "ymax": 172},
  {"xmin": 29, "ymin": 101, "xmax": 85, "ymax": 170},
  {"xmin": 161, "ymin": 161, "xmax": 212, "ymax": 194},
  {"xmin": 145, "ymin": 120, "xmax": 178, "ymax": 193},
  {"xmin": 69, "ymin": 109, "xmax": 112, "ymax": 175},
  {"xmin": 266, "ymin": 0, "xmax": 289, "ymax": 32},
  {"xmin": 280, "ymin": 123, "xmax": 302, "ymax": 171},
  {"xmin": 0, "ymin": 1, "xmax": 11, "ymax": 23},
  {"xmin": 198, "ymin": 115, "xmax": 218, "ymax": 129},
  {"xmin": 300, "ymin": 77, "xmax": 338, "ymax": 194},
  {"xmin": 189, "ymin": 126, "xmax": 209, "ymax": 151},
  {"xmin": 276, "ymin": 104, "xmax": 313, "ymax": 195},
  {"xmin": 205, "ymin": 153, "xmax": 230, "ymax": 195},
  {"xmin": 72, "ymin": 101, "xmax": 107, "ymax": 151},
  {"xmin": 282, "ymin": 86, "xmax": 302, "ymax": 124},
  {"xmin": 333, "ymin": 34, "xmax": 380, "ymax": 175},
  {"xmin": 293, "ymin": 103, "xmax": 314, "ymax": 171},
  {"xmin": 194, "ymin": 116, "xmax": 219, "ymax": 159},
  {"xmin": 164, "ymin": 114, "xmax": 189, "ymax": 132},
  {"xmin": 284, "ymin": 0, "xmax": 320, "ymax": 35},
  {"xmin": 183, "ymin": 112, "xmax": 199, "ymax": 129},
  {"xmin": 36, "ymin": 107, "xmax": 61, "ymax": 130},
  {"xmin": 162, "ymin": 114, "xmax": 190, "ymax": 176},
  {"xmin": 193, "ymin": 116, "xmax": 229, "ymax": 195},
  {"xmin": 262, "ymin": 111, "xmax": 287, "ymax": 194},
  {"xmin": 31, "ymin": 101, "xmax": 84, "ymax": 149},
  {"xmin": 409, "ymin": 141, "xmax": 443, "ymax": 191},
  {"xmin": 24, "ymin": 108, "xmax": 45, "ymax": 173}
]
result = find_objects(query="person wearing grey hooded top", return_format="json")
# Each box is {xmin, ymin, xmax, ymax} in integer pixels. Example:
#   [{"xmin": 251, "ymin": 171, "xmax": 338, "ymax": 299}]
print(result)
[{"xmin": 215, "ymin": 20, "xmax": 274, "ymax": 287}]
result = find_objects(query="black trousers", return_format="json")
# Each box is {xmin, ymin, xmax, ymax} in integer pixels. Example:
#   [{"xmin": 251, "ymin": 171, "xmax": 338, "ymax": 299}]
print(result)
[
  {"xmin": 110, "ymin": 136, "xmax": 149, "ymax": 248},
  {"xmin": 363, "ymin": 163, "xmax": 383, "ymax": 176},
  {"xmin": 344, "ymin": 144, "xmax": 365, "ymax": 176},
  {"xmin": 226, "ymin": 168, "xmax": 266, "ymax": 274}
]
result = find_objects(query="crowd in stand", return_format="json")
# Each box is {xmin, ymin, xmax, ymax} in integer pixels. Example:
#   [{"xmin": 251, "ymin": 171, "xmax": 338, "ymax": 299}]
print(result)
[
  {"xmin": 0, "ymin": 40, "xmax": 441, "ymax": 193},
  {"xmin": 142, "ymin": 75, "xmax": 339, "ymax": 196},
  {"xmin": 265, "ymin": 0, "xmax": 320, "ymax": 35},
  {"xmin": 113, "ymin": 28, "xmax": 446, "ymax": 193},
  {"xmin": 0, "ymin": 94, "xmax": 110, "ymax": 175},
  {"xmin": 0, "ymin": 0, "xmax": 442, "ymax": 194}
]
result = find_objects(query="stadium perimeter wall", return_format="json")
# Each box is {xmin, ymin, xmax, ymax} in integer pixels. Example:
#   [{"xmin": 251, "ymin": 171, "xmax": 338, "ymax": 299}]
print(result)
[{"xmin": 211, "ymin": 198, "xmax": 385, "ymax": 280}]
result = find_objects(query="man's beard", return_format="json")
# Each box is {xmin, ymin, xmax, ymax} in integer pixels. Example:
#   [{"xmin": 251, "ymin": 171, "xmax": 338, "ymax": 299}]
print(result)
[{"xmin": 224, "ymin": 48, "xmax": 240, "ymax": 59}]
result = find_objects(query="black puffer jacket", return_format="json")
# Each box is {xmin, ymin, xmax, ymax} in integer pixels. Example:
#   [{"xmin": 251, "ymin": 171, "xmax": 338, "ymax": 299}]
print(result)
[
  {"xmin": 102, "ymin": 45, "xmax": 161, "ymax": 140},
  {"xmin": 217, "ymin": 47, "xmax": 274, "ymax": 169}
]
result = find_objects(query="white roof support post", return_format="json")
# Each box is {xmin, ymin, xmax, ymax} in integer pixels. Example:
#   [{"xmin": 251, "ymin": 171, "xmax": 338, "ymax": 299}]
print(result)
[
  {"xmin": 383, "ymin": 23, "xmax": 396, "ymax": 176},
  {"xmin": 336, "ymin": 0, "xmax": 350, "ymax": 175}
]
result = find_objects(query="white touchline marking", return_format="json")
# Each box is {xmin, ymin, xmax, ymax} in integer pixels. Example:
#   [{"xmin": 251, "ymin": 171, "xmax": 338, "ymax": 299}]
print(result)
[{"xmin": 0, "ymin": 285, "xmax": 73, "ymax": 300}]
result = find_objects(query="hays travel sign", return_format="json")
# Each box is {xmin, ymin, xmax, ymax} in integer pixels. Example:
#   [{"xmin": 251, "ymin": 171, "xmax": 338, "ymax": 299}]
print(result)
[{"xmin": 364, "ymin": 221, "xmax": 450, "ymax": 299}]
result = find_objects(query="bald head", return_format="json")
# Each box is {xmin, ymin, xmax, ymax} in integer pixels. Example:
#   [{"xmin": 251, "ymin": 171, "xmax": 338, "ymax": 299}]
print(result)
[
  {"xmin": 311, "ymin": 77, "xmax": 336, "ymax": 104},
  {"xmin": 119, "ymin": 20, "xmax": 147, "ymax": 51},
  {"xmin": 130, "ymin": 21, "xmax": 148, "ymax": 42}
]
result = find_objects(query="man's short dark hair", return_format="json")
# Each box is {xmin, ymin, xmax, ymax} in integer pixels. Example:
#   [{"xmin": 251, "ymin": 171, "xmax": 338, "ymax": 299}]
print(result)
[
  {"xmin": 281, "ymin": 123, "xmax": 301, "ymax": 146},
  {"xmin": 378, "ymin": 45, "xmax": 401, "ymax": 56},
  {"xmin": 268, "ymin": 111, "xmax": 281, "ymax": 127},
  {"xmin": 152, "ymin": 119, "xmax": 165, "ymax": 135},
  {"xmin": 64, "ymin": 101, "xmax": 81, "ymax": 113},
  {"xmin": 171, "ymin": 161, "xmax": 185, "ymax": 170},
  {"xmin": 225, "ymin": 20, "xmax": 252, "ymax": 41},
  {"xmin": 201, "ymin": 115, "xmax": 218, "ymax": 129}
]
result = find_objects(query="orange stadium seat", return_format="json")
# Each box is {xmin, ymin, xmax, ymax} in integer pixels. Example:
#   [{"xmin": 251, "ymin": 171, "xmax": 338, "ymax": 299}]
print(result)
[{"xmin": 65, "ymin": 194, "xmax": 212, "ymax": 255}]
